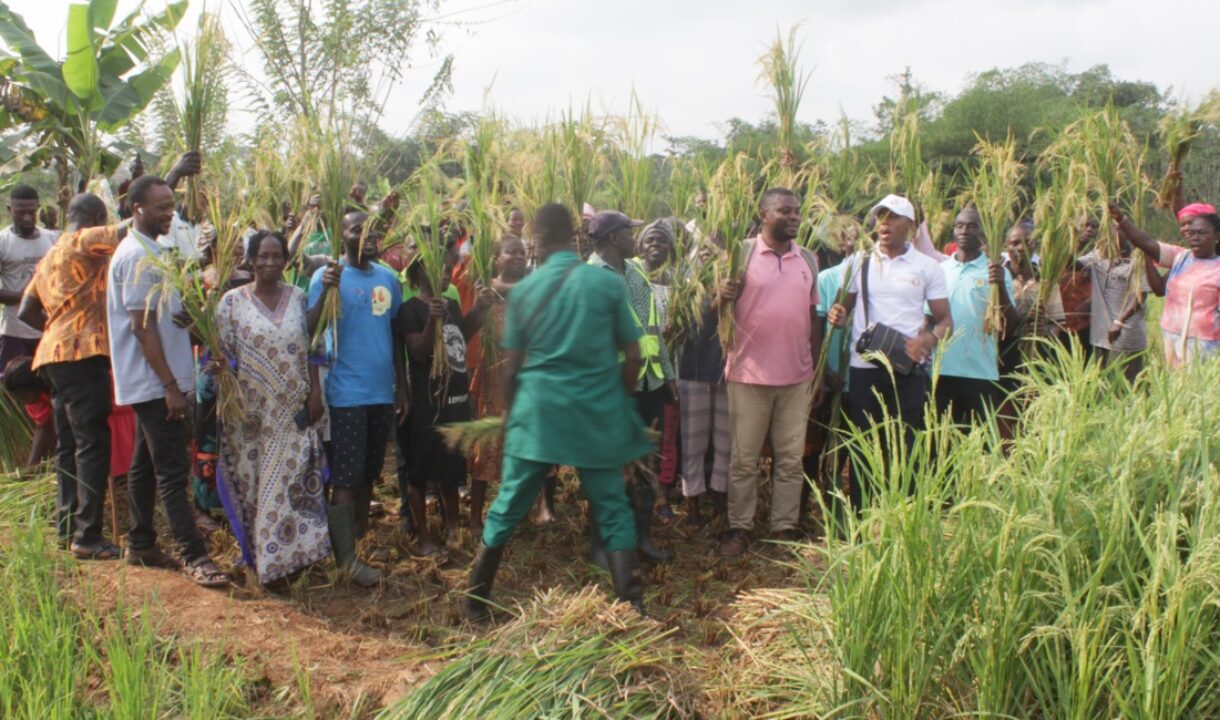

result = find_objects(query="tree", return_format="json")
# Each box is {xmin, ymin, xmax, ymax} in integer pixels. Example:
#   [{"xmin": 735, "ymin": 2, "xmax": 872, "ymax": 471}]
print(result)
[{"xmin": 0, "ymin": 0, "xmax": 186, "ymax": 214}]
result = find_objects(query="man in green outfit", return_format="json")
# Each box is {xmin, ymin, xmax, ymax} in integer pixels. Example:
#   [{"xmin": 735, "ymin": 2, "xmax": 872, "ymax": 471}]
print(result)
[{"xmin": 464, "ymin": 203, "xmax": 652, "ymax": 620}]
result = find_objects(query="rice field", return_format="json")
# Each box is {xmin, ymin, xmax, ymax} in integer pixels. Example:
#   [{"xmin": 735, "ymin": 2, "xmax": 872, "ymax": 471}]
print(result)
[{"xmin": 3, "ymin": 341, "xmax": 1217, "ymax": 718}]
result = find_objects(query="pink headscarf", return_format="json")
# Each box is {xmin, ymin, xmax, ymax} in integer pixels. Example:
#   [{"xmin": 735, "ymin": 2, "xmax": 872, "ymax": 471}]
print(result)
[{"xmin": 1177, "ymin": 203, "xmax": 1217, "ymax": 222}]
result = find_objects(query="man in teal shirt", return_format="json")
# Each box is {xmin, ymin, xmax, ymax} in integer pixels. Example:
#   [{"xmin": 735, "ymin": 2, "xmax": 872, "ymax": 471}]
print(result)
[
  {"xmin": 464, "ymin": 203, "xmax": 652, "ymax": 620},
  {"xmin": 934, "ymin": 208, "xmax": 1019, "ymax": 425}
]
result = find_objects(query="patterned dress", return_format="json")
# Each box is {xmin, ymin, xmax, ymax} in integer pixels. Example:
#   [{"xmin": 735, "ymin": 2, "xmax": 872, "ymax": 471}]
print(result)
[{"xmin": 216, "ymin": 284, "xmax": 330, "ymax": 584}]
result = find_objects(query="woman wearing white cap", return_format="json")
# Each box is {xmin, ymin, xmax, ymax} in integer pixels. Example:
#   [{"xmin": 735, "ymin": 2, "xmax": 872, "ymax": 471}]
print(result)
[{"xmin": 827, "ymin": 195, "xmax": 953, "ymax": 509}]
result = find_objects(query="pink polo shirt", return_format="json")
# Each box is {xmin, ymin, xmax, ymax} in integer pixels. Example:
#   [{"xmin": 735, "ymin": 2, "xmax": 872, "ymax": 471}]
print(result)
[{"xmin": 725, "ymin": 237, "xmax": 818, "ymax": 386}]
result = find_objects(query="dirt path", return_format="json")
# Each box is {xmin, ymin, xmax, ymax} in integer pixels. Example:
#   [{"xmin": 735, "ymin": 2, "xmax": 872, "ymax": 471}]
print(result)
[{"xmin": 77, "ymin": 562, "xmax": 433, "ymax": 713}]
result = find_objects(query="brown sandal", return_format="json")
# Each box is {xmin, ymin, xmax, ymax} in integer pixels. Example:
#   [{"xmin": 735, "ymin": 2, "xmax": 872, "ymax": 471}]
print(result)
[{"xmin": 185, "ymin": 559, "xmax": 229, "ymax": 588}]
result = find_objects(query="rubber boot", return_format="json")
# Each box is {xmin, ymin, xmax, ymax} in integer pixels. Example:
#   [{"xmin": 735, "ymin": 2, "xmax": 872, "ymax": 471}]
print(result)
[
  {"xmin": 463, "ymin": 543, "xmax": 505, "ymax": 622},
  {"xmin": 631, "ymin": 481, "xmax": 673, "ymax": 564},
  {"xmin": 587, "ymin": 511, "xmax": 610, "ymax": 572},
  {"xmin": 327, "ymin": 503, "xmax": 382, "ymax": 587},
  {"xmin": 353, "ymin": 484, "xmax": 373, "ymax": 540},
  {"xmin": 606, "ymin": 549, "xmax": 646, "ymax": 615}
]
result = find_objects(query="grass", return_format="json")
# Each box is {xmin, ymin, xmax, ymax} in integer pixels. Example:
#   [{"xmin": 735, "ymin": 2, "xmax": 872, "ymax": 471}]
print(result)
[{"xmin": 0, "ymin": 479, "xmax": 259, "ymax": 719}]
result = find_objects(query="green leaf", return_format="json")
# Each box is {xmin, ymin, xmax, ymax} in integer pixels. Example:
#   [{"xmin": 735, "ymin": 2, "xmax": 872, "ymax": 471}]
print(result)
[
  {"xmin": 97, "ymin": 47, "xmax": 178, "ymax": 131},
  {"xmin": 89, "ymin": 0, "xmax": 118, "ymax": 32},
  {"xmin": 64, "ymin": 3, "xmax": 98, "ymax": 100},
  {"xmin": 0, "ymin": 1, "xmax": 61, "ymax": 77}
]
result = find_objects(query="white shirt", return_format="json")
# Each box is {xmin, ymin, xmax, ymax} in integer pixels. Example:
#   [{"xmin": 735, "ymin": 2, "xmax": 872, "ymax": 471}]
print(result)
[
  {"xmin": 0, "ymin": 226, "xmax": 58, "ymax": 338},
  {"xmin": 157, "ymin": 212, "xmax": 202, "ymax": 261},
  {"xmin": 846, "ymin": 244, "xmax": 949, "ymax": 369},
  {"xmin": 106, "ymin": 230, "xmax": 194, "ymax": 405}
]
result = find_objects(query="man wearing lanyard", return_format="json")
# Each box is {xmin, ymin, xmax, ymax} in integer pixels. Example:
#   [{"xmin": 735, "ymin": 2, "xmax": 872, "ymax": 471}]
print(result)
[{"xmin": 587, "ymin": 210, "xmax": 676, "ymax": 565}]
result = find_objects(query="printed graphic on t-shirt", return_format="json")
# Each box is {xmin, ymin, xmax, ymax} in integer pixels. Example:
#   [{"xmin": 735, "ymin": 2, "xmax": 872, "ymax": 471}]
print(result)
[
  {"xmin": 443, "ymin": 322, "xmax": 467, "ymax": 373},
  {"xmin": 371, "ymin": 285, "xmax": 391, "ymax": 316}
]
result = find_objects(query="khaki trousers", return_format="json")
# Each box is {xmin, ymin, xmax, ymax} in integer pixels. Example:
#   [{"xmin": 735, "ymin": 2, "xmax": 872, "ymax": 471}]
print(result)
[{"xmin": 727, "ymin": 380, "xmax": 813, "ymax": 533}]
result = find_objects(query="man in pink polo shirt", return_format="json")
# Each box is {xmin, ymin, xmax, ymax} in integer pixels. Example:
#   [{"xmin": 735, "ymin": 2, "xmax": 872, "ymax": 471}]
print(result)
[{"xmin": 717, "ymin": 188, "xmax": 823, "ymax": 557}]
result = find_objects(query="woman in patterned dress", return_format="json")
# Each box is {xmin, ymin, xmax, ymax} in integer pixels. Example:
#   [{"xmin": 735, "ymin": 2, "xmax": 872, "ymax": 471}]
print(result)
[{"xmin": 215, "ymin": 230, "xmax": 331, "ymax": 585}]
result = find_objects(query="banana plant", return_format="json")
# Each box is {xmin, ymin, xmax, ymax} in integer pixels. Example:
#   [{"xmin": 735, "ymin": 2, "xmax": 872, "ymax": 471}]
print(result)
[{"xmin": 0, "ymin": 0, "xmax": 186, "ymax": 213}]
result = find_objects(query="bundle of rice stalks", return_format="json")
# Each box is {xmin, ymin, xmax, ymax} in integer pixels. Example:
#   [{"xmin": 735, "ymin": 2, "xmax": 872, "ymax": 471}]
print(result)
[
  {"xmin": 704, "ymin": 153, "xmax": 760, "ymax": 350},
  {"xmin": 1032, "ymin": 160, "xmax": 1090, "ymax": 314},
  {"xmin": 967, "ymin": 136, "xmax": 1024, "ymax": 336},
  {"xmin": 139, "ymin": 169, "xmax": 256, "ymax": 427},
  {"xmin": 404, "ymin": 162, "xmax": 455, "ymax": 379},
  {"xmin": 887, "ymin": 101, "xmax": 927, "ymax": 198},
  {"xmin": 171, "ymin": 10, "xmax": 229, "ymax": 222},
  {"xmin": 665, "ymin": 155, "xmax": 702, "ymax": 222},
  {"xmin": 1046, "ymin": 105, "xmax": 1141, "ymax": 260},
  {"xmin": 559, "ymin": 104, "xmax": 606, "ymax": 253},
  {"xmin": 919, "ymin": 166, "xmax": 956, "ymax": 249},
  {"xmin": 607, "ymin": 90, "xmax": 661, "ymax": 220},
  {"xmin": 503, "ymin": 122, "xmax": 560, "ymax": 217},
  {"xmin": 456, "ymin": 113, "xmax": 507, "ymax": 289},
  {"xmin": 1156, "ymin": 92, "xmax": 1220, "ymax": 210},
  {"xmin": 714, "ymin": 588, "xmax": 837, "ymax": 718},
  {"xmin": 757, "ymin": 25, "xmax": 811, "ymax": 180},
  {"xmin": 664, "ymin": 229, "xmax": 717, "ymax": 357},
  {"xmin": 437, "ymin": 415, "xmax": 504, "ymax": 456},
  {"xmin": 379, "ymin": 587, "xmax": 699, "ymax": 719}
]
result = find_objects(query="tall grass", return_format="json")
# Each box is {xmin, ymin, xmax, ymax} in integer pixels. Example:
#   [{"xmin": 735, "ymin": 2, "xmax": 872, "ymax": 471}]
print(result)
[
  {"xmin": 0, "ymin": 493, "xmax": 253, "ymax": 719},
  {"xmin": 728, "ymin": 346, "xmax": 1220, "ymax": 718},
  {"xmin": 758, "ymin": 25, "xmax": 811, "ymax": 180},
  {"xmin": 968, "ymin": 135, "xmax": 1025, "ymax": 335}
]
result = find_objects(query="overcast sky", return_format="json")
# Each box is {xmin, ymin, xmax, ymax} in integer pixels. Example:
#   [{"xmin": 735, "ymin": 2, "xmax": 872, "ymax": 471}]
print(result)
[{"xmin": 10, "ymin": 0, "xmax": 1216, "ymax": 143}]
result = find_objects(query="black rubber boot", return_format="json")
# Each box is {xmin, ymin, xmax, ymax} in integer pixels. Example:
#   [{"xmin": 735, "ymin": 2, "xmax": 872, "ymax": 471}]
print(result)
[
  {"xmin": 587, "ymin": 511, "xmax": 610, "ymax": 571},
  {"xmin": 463, "ymin": 543, "xmax": 505, "ymax": 623},
  {"xmin": 631, "ymin": 481, "xmax": 673, "ymax": 564},
  {"xmin": 606, "ymin": 549, "xmax": 646, "ymax": 615},
  {"xmin": 326, "ymin": 503, "xmax": 382, "ymax": 587},
  {"xmin": 353, "ymin": 484, "xmax": 373, "ymax": 540}
]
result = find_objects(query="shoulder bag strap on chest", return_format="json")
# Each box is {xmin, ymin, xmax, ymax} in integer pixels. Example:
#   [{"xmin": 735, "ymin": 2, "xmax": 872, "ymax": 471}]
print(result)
[{"xmin": 860, "ymin": 254, "xmax": 871, "ymax": 327}]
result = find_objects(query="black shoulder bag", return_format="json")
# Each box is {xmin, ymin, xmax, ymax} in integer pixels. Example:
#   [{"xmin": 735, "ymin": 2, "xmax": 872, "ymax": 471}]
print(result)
[{"xmin": 854, "ymin": 254, "xmax": 916, "ymax": 375}]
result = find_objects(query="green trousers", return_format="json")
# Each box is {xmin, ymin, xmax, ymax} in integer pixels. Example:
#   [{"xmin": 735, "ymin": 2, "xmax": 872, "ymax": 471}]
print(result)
[{"xmin": 483, "ymin": 455, "xmax": 637, "ymax": 552}]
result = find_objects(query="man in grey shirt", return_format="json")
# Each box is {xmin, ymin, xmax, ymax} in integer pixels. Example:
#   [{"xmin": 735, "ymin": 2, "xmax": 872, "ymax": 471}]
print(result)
[
  {"xmin": 1080, "ymin": 239, "xmax": 1148, "ymax": 383},
  {"xmin": 107, "ymin": 174, "xmax": 227, "ymax": 587},
  {"xmin": 0, "ymin": 184, "xmax": 58, "ymax": 372}
]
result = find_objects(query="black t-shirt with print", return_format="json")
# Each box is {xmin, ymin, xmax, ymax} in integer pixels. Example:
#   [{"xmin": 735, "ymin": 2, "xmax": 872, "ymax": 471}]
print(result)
[{"xmin": 400, "ymin": 296, "xmax": 471, "ymax": 424}]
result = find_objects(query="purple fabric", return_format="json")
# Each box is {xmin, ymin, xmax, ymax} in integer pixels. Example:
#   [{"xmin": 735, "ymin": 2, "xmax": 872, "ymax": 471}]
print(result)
[{"xmin": 214, "ymin": 452, "xmax": 254, "ymax": 569}]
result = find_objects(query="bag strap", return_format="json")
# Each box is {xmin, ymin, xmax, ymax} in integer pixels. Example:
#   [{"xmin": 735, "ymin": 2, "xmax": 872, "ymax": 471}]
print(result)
[
  {"xmin": 860, "ymin": 253, "xmax": 871, "ymax": 327},
  {"xmin": 523, "ymin": 259, "xmax": 580, "ymax": 338}
]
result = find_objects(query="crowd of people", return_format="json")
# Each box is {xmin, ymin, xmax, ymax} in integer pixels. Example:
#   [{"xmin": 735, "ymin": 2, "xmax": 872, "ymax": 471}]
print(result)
[{"xmin": 3, "ymin": 151, "xmax": 1219, "ymax": 617}]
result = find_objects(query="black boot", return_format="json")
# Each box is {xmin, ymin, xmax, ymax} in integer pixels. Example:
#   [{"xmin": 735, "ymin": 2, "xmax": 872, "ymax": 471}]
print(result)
[
  {"xmin": 588, "ymin": 511, "xmax": 610, "ymax": 571},
  {"xmin": 463, "ymin": 543, "xmax": 505, "ymax": 622},
  {"xmin": 631, "ymin": 481, "xmax": 673, "ymax": 564},
  {"xmin": 326, "ymin": 503, "xmax": 382, "ymax": 587},
  {"xmin": 353, "ymin": 484, "xmax": 373, "ymax": 540},
  {"xmin": 606, "ymin": 549, "xmax": 646, "ymax": 615}
]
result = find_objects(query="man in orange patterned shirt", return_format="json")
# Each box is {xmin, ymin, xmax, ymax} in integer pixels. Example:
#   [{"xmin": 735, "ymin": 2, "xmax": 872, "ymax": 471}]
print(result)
[{"xmin": 19, "ymin": 193, "xmax": 127, "ymax": 560}]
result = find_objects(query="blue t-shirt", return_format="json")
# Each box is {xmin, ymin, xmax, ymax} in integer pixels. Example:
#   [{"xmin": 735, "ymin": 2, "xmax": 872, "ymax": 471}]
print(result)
[
  {"xmin": 816, "ymin": 264, "xmax": 851, "ymax": 382},
  {"xmin": 936, "ymin": 254, "xmax": 1013, "ymax": 382},
  {"xmin": 308, "ymin": 262, "xmax": 402, "ymax": 407}
]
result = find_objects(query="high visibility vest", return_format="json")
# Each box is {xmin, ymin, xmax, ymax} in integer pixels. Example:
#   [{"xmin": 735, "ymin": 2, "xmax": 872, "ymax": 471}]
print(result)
[
  {"xmin": 627, "ymin": 259, "xmax": 665, "ymax": 382},
  {"xmin": 589, "ymin": 257, "xmax": 666, "ymax": 381}
]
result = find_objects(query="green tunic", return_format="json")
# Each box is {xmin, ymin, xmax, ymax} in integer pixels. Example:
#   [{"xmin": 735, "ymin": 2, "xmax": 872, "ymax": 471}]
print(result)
[{"xmin": 502, "ymin": 250, "xmax": 652, "ymax": 469}]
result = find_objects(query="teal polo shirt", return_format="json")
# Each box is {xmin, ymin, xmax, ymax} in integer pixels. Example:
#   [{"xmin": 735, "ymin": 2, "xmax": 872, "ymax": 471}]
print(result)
[
  {"xmin": 816, "ymin": 264, "xmax": 850, "ymax": 385},
  {"xmin": 936, "ymin": 254, "xmax": 1013, "ymax": 382}
]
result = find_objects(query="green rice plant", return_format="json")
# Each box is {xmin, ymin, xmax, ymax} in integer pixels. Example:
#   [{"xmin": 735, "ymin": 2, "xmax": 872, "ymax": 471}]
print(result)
[
  {"xmin": 457, "ymin": 112, "xmax": 507, "ymax": 289},
  {"xmin": 967, "ymin": 135, "xmax": 1025, "ymax": 335},
  {"xmin": 757, "ymin": 25, "xmax": 811, "ymax": 178},
  {"xmin": 607, "ymin": 90, "xmax": 660, "ymax": 220},
  {"xmin": 887, "ymin": 100, "xmax": 927, "ymax": 198},
  {"xmin": 665, "ymin": 154, "xmax": 702, "ymax": 221},
  {"xmin": 1156, "ymin": 92, "xmax": 1220, "ymax": 210},
  {"xmin": 704, "ymin": 152, "xmax": 760, "ymax": 350},
  {"xmin": 404, "ymin": 162, "xmax": 455, "ymax": 379},
  {"xmin": 1033, "ymin": 159, "xmax": 1090, "ymax": 312},
  {"xmin": 170, "ymin": 10, "xmax": 229, "ymax": 222},
  {"xmin": 1047, "ymin": 105, "xmax": 1142, "ymax": 260},
  {"xmin": 918, "ymin": 165, "xmax": 956, "ymax": 249},
  {"xmin": 379, "ymin": 587, "xmax": 698, "ymax": 719},
  {"xmin": 558, "ymin": 103, "xmax": 606, "ymax": 252},
  {"xmin": 0, "ymin": 388, "xmax": 32, "ymax": 474}
]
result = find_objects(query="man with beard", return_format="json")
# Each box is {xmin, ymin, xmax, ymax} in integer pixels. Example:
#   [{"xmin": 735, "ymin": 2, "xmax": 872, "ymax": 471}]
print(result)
[
  {"xmin": 106, "ymin": 175, "xmax": 227, "ymax": 587},
  {"xmin": 0, "ymin": 185, "xmax": 58, "ymax": 372},
  {"xmin": 717, "ymin": 188, "xmax": 824, "ymax": 557}
]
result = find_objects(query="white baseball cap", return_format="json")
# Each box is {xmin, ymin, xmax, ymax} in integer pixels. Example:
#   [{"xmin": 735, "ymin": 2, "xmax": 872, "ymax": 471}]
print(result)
[{"xmin": 871, "ymin": 194, "xmax": 917, "ymax": 222}]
